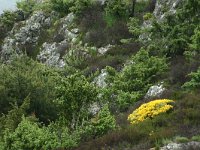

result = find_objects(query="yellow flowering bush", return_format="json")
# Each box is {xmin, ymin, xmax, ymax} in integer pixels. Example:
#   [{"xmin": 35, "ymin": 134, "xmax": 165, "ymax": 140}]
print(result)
[{"xmin": 128, "ymin": 99, "xmax": 174, "ymax": 125}]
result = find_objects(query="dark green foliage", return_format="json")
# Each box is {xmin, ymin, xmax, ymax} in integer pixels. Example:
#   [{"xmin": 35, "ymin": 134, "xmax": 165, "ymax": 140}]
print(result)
[
  {"xmin": 50, "ymin": 0, "xmax": 92, "ymax": 16},
  {"xmin": 0, "ymin": 11, "xmax": 17, "ymax": 29},
  {"xmin": 0, "ymin": 11, "xmax": 17, "ymax": 41},
  {"xmin": 70, "ymin": 0, "xmax": 93, "ymax": 15},
  {"xmin": 0, "ymin": 56, "xmax": 60, "ymax": 123},
  {"xmin": 105, "ymin": 49, "xmax": 168, "ymax": 111},
  {"xmin": 182, "ymin": 68, "xmax": 200, "ymax": 90},
  {"xmin": 55, "ymin": 74, "xmax": 98, "ymax": 127},
  {"xmin": 104, "ymin": 0, "xmax": 128, "ymax": 18},
  {"xmin": 185, "ymin": 26, "xmax": 200, "ymax": 59},
  {"xmin": 2, "ymin": 116, "xmax": 59, "ymax": 150},
  {"xmin": 92, "ymin": 105, "xmax": 116, "ymax": 136},
  {"xmin": 76, "ymin": 121, "xmax": 152, "ymax": 150},
  {"xmin": 17, "ymin": 0, "xmax": 36, "ymax": 17},
  {"xmin": 148, "ymin": 0, "xmax": 200, "ymax": 57},
  {"xmin": 127, "ymin": 17, "xmax": 142, "ymax": 40},
  {"xmin": 0, "ymin": 0, "xmax": 200, "ymax": 149},
  {"xmin": 50, "ymin": 0, "xmax": 73, "ymax": 15},
  {"xmin": 0, "ymin": 97, "xmax": 30, "ymax": 136}
]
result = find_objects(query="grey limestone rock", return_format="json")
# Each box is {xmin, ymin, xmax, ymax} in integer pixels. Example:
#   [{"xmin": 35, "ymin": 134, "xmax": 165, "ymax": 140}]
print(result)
[
  {"xmin": 93, "ymin": 69, "xmax": 108, "ymax": 88},
  {"xmin": 145, "ymin": 83, "xmax": 165, "ymax": 98},
  {"xmin": 1, "ymin": 11, "xmax": 53, "ymax": 61},
  {"xmin": 37, "ymin": 40, "xmax": 68, "ymax": 68},
  {"xmin": 160, "ymin": 141, "xmax": 200, "ymax": 150}
]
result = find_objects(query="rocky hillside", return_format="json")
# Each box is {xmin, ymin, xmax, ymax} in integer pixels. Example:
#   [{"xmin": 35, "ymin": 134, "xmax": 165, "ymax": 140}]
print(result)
[{"xmin": 0, "ymin": 0, "xmax": 200, "ymax": 149}]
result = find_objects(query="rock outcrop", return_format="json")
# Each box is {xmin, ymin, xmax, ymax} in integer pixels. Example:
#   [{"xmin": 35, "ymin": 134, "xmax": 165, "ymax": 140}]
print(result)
[
  {"xmin": 93, "ymin": 69, "xmax": 108, "ymax": 88},
  {"xmin": 153, "ymin": 0, "xmax": 183, "ymax": 22},
  {"xmin": 1, "ymin": 11, "xmax": 54, "ymax": 61},
  {"xmin": 37, "ymin": 13, "xmax": 79, "ymax": 67},
  {"xmin": 160, "ymin": 141, "xmax": 200, "ymax": 150}
]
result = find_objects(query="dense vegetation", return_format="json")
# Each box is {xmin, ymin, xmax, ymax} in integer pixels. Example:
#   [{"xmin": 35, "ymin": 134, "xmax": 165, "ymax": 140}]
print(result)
[{"xmin": 0, "ymin": 0, "xmax": 200, "ymax": 149}]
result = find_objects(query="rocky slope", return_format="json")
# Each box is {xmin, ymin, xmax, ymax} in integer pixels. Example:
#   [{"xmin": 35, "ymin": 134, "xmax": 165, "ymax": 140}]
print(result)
[{"xmin": 1, "ymin": 0, "xmax": 183, "ymax": 66}]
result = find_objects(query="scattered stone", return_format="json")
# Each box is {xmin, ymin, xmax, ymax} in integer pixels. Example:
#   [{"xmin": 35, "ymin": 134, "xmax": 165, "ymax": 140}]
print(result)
[
  {"xmin": 93, "ymin": 69, "xmax": 108, "ymax": 88},
  {"xmin": 160, "ymin": 141, "xmax": 200, "ymax": 150},
  {"xmin": 145, "ymin": 83, "xmax": 165, "ymax": 98},
  {"xmin": 89, "ymin": 102, "xmax": 101, "ymax": 115},
  {"xmin": 98, "ymin": 44, "xmax": 113, "ymax": 55}
]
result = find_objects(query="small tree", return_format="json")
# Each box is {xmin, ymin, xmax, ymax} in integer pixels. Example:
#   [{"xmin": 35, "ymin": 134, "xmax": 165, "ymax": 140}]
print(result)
[{"xmin": 55, "ymin": 74, "xmax": 98, "ymax": 128}]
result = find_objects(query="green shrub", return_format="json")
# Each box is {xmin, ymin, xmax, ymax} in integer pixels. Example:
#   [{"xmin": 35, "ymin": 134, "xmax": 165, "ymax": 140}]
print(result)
[
  {"xmin": 146, "ymin": 0, "xmax": 200, "ymax": 57},
  {"xmin": 92, "ymin": 104, "xmax": 116, "ymax": 136},
  {"xmin": 50, "ymin": 0, "xmax": 73, "ymax": 15},
  {"xmin": 50, "ymin": 0, "xmax": 92, "ymax": 16},
  {"xmin": 17, "ymin": 0, "xmax": 36, "ymax": 17},
  {"xmin": 114, "ymin": 49, "xmax": 168, "ymax": 93},
  {"xmin": 0, "ymin": 11, "xmax": 17, "ymax": 28},
  {"xmin": 143, "ymin": 13, "xmax": 153, "ymax": 20},
  {"xmin": 104, "ymin": 0, "xmax": 128, "ymax": 18},
  {"xmin": 70, "ymin": 0, "xmax": 93, "ymax": 15},
  {"xmin": 0, "ymin": 56, "xmax": 60, "ymax": 123},
  {"xmin": 134, "ymin": 0, "xmax": 149, "ymax": 14},
  {"xmin": 0, "ymin": 97, "xmax": 30, "ymax": 135},
  {"xmin": 2, "ymin": 116, "xmax": 59, "ymax": 150},
  {"xmin": 55, "ymin": 73, "xmax": 98, "ymax": 127},
  {"xmin": 182, "ymin": 68, "xmax": 200, "ymax": 90},
  {"xmin": 127, "ymin": 17, "xmax": 142, "ymax": 40},
  {"xmin": 174, "ymin": 136, "xmax": 190, "ymax": 143},
  {"xmin": 192, "ymin": 135, "xmax": 200, "ymax": 142},
  {"xmin": 116, "ymin": 91, "xmax": 141, "ymax": 111},
  {"xmin": 103, "ymin": 49, "xmax": 168, "ymax": 112},
  {"xmin": 185, "ymin": 26, "xmax": 200, "ymax": 59},
  {"xmin": 103, "ymin": 13, "xmax": 117, "ymax": 27}
]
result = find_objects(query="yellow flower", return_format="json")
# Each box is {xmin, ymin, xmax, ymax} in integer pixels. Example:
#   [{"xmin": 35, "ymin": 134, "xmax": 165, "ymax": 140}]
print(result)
[{"xmin": 128, "ymin": 99, "xmax": 174, "ymax": 125}]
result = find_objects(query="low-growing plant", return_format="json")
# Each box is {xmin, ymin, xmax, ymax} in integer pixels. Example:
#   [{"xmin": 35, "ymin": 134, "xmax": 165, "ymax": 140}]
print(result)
[
  {"xmin": 174, "ymin": 136, "xmax": 190, "ymax": 143},
  {"xmin": 143, "ymin": 13, "xmax": 153, "ymax": 20},
  {"xmin": 50, "ymin": 0, "xmax": 93, "ymax": 16},
  {"xmin": 92, "ymin": 104, "xmax": 116, "ymax": 136},
  {"xmin": 0, "ymin": 11, "xmax": 17, "ymax": 28},
  {"xmin": 104, "ymin": 0, "xmax": 128, "ymax": 18},
  {"xmin": 161, "ymin": 138, "xmax": 173, "ymax": 145},
  {"xmin": 17, "ymin": 0, "xmax": 37, "ymax": 17},
  {"xmin": 2, "ymin": 116, "xmax": 59, "ymax": 150},
  {"xmin": 182, "ymin": 67, "xmax": 200, "ymax": 90},
  {"xmin": 192, "ymin": 135, "xmax": 200, "ymax": 142},
  {"xmin": 128, "ymin": 99, "xmax": 174, "ymax": 125}
]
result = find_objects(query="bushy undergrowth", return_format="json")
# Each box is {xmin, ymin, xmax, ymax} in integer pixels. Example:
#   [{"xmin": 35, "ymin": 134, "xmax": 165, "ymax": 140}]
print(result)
[
  {"xmin": 128, "ymin": 99, "xmax": 174, "ymax": 124},
  {"xmin": 0, "ymin": 0, "xmax": 200, "ymax": 149},
  {"xmin": 104, "ymin": 49, "xmax": 168, "ymax": 111}
]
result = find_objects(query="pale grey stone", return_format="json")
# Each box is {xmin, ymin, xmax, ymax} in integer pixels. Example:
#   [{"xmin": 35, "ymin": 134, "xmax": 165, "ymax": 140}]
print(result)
[
  {"xmin": 89, "ymin": 102, "xmax": 101, "ymax": 115},
  {"xmin": 1, "ymin": 11, "xmax": 53, "ymax": 61},
  {"xmin": 98, "ymin": 44, "xmax": 113, "ymax": 55},
  {"xmin": 160, "ymin": 142, "xmax": 200, "ymax": 150},
  {"xmin": 145, "ymin": 83, "xmax": 165, "ymax": 98},
  {"xmin": 93, "ymin": 69, "xmax": 108, "ymax": 88}
]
